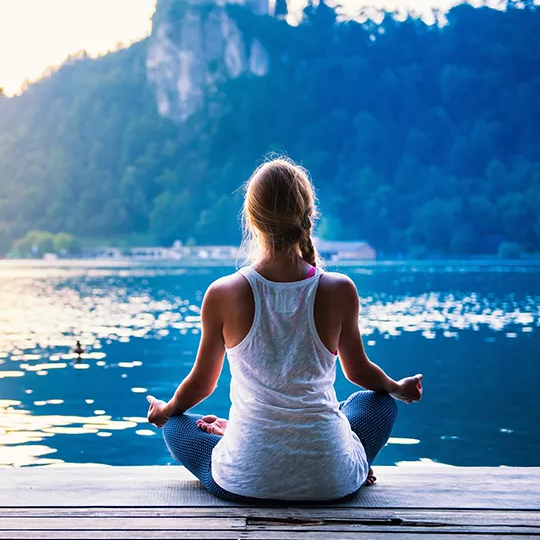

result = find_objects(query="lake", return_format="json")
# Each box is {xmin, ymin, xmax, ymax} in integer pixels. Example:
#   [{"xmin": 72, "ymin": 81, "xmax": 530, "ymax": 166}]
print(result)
[{"xmin": 0, "ymin": 261, "xmax": 539, "ymax": 468}]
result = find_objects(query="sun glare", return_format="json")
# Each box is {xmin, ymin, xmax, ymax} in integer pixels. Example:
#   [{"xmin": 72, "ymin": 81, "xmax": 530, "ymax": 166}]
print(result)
[{"xmin": 0, "ymin": 0, "xmax": 157, "ymax": 96}]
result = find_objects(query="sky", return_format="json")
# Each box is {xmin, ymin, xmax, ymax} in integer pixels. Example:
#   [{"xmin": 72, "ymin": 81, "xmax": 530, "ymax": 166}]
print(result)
[
  {"xmin": 0, "ymin": 0, "xmax": 499, "ymax": 96},
  {"xmin": 0, "ymin": 0, "xmax": 157, "ymax": 95}
]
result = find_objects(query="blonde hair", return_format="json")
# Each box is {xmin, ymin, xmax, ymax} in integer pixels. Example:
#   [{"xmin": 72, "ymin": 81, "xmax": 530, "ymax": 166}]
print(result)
[{"xmin": 240, "ymin": 157, "xmax": 322, "ymax": 267}]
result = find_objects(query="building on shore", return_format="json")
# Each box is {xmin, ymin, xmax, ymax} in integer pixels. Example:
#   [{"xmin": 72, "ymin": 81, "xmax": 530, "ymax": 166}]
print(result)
[
  {"xmin": 185, "ymin": 245, "xmax": 239, "ymax": 260},
  {"xmin": 81, "ymin": 243, "xmax": 239, "ymax": 261},
  {"xmin": 315, "ymin": 239, "xmax": 376, "ymax": 261},
  {"xmin": 80, "ymin": 240, "xmax": 373, "ymax": 262},
  {"xmin": 81, "ymin": 246, "xmax": 178, "ymax": 259}
]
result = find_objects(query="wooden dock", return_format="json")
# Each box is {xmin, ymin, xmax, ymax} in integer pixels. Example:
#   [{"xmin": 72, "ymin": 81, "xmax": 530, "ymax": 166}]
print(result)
[{"xmin": 1, "ymin": 466, "xmax": 539, "ymax": 539}]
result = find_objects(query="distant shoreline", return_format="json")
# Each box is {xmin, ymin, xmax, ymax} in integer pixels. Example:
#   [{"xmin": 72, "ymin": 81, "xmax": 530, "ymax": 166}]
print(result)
[{"xmin": 2, "ymin": 258, "xmax": 540, "ymax": 269}]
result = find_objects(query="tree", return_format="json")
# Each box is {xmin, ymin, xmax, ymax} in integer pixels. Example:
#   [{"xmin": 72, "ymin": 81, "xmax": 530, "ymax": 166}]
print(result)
[
  {"xmin": 316, "ymin": 216, "xmax": 343, "ymax": 241},
  {"xmin": 194, "ymin": 195, "xmax": 242, "ymax": 245},
  {"xmin": 0, "ymin": 228, "xmax": 11, "ymax": 256},
  {"xmin": 14, "ymin": 230, "xmax": 55, "ymax": 258},
  {"xmin": 53, "ymin": 233, "xmax": 81, "ymax": 256},
  {"xmin": 450, "ymin": 225, "xmax": 478, "ymax": 256},
  {"xmin": 412, "ymin": 199, "xmax": 459, "ymax": 253},
  {"xmin": 0, "ymin": 2, "xmax": 538, "ymax": 258},
  {"xmin": 149, "ymin": 190, "xmax": 196, "ymax": 245},
  {"xmin": 497, "ymin": 241, "xmax": 523, "ymax": 259}
]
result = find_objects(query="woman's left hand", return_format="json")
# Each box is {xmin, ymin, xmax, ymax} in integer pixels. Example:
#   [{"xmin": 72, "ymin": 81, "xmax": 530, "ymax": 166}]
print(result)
[
  {"xmin": 390, "ymin": 374, "xmax": 423, "ymax": 404},
  {"xmin": 146, "ymin": 395, "xmax": 170, "ymax": 428}
]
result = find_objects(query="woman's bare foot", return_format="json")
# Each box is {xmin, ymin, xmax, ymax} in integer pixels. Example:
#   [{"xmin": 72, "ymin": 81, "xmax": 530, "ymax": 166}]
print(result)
[
  {"xmin": 196, "ymin": 415, "xmax": 228, "ymax": 436},
  {"xmin": 365, "ymin": 467, "xmax": 377, "ymax": 486}
]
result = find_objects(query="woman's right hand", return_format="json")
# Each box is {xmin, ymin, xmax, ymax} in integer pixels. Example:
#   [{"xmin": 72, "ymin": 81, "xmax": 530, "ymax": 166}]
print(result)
[
  {"xmin": 390, "ymin": 374, "xmax": 424, "ymax": 404},
  {"xmin": 146, "ymin": 395, "xmax": 170, "ymax": 428}
]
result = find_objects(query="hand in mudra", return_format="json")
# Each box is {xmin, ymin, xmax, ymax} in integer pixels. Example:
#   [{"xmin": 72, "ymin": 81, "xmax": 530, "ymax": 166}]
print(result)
[
  {"xmin": 391, "ymin": 374, "xmax": 423, "ymax": 404},
  {"xmin": 197, "ymin": 414, "xmax": 228, "ymax": 436},
  {"xmin": 146, "ymin": 395, "xmax": 170, "ymax": 428}
]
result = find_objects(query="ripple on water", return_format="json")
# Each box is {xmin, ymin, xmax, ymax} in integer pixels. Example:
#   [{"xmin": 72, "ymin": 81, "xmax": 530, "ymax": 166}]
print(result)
[
  {"xmin": 387, "ymin": 437, "xmax": 420, "ymax": 445},
  {"xmin": 0, "ymin": 265, "xmax": 538, "ymax": 467},
  {"xmin": 0, "ymin": 371, "xmax": 24, "ymax": 379},
  {"xmin": 0, "ymin": 400, "xmax": 143, "ymax": 466},
  {"xmin": 0, "ymin": 270, "xmax": 537, "ymax": 364},
  {"xmin": 135, "ymin": 429, "xmax": 156, "ymax": 437}
]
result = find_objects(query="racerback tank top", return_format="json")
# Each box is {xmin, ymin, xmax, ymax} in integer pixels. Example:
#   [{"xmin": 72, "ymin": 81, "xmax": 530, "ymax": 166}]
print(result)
[{"xmin": 211, "ymin": 265, "xmax": 368, "ymax": 500}]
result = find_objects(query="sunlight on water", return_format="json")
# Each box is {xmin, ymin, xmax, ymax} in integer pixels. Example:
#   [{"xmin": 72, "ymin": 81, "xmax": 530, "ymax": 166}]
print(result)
[
  {"xmin": 0, "ymin": 273, "xmax": 202, "ymax": 357},
  {"xmin": 387, "ymin": 437, "xmax": 420, "ymax": 445},
  {"xmin": 1, "ymin": 268, "xmax": 537, "ymax": 359},
  {"xmin": 0, "ymin": 371, "xmax": 24, "ymax": 379},
  {"xmin": 0, "ymin": 398, "xmax": 151, "ymax": 466},
  {"xmin": 358, "ymin": 292, "xmax": 538, "ymax": 337},
  {"xmin": 0, "ymin": 263, "xmax": 539, "ymax": 467}
]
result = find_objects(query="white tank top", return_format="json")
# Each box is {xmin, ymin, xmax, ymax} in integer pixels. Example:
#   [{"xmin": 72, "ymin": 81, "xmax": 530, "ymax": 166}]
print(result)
[{"xmin": 211, "ymin": 265, "xmax": 368, "ymax": 500}]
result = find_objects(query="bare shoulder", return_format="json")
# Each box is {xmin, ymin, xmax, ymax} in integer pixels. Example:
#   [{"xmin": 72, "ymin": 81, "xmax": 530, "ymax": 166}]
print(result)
[
  {"xmin": 316, "ymin": 272, "xmax": 358, "ymax": 321},
  {"xmin": 204, "ymin": 271, "xmax": 252, "ymax": 304},
  {"xmin": 319, "ymin": 271, "xmax": 358, "ymax": 300}
]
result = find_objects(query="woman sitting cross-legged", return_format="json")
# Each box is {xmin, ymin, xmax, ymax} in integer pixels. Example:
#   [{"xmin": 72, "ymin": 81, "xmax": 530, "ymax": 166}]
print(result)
[{"xmin": 147, "ymin": 158, "xmax": 423, "ymax": 502}]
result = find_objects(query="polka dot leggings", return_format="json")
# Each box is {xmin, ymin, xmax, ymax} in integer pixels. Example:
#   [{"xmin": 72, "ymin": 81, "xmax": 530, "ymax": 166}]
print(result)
[{"xmin": 163, "ymin": 390, "xmax": 397, "ymax": 503}]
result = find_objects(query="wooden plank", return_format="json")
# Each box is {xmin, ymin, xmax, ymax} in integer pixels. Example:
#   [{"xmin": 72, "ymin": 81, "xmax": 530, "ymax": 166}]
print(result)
[
  {"xmin": 246, "ymin": 523, "xmax": 540, "ymax": 534},
  {"xmin": 1, "ymin": 517, "xmax": 538, "ymax": 535},
  {"xmin": 2, "ymin": 466, "xmax": 539, "ymax": 510},
  {"xmin": 1, "ymin": 507, "xmax": 538, "ymax": 526},
  {"xmin": 1, "ymin": 466, "xmax": 539, "ymax": 539},
  {"xmin": 0, "ymin": 531, "xmax": 537, "ymax": 539},
  {"xmin": 0, "ymin": 533, "xmax": 243, "ymax": 540},
  {"xmin": 244, "ymin": 508, "xmax": 540, "ymax": 527},
  {"xmin": 0, "ymin": 517, "xmax": 245, "ymax": 530}
]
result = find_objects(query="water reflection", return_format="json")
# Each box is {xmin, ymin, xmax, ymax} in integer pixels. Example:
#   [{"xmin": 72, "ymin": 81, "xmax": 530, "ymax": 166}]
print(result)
[
  {"xmin": 0, "ymin": 398, "xmax": 151, "ymax": 466},
  {"xmin": 0, "ymin": 263, "xmax": 539, "ymax": 467},
  {"xmin": 1, "ymin": 269, "xmax": 536, "ymax": 355}
]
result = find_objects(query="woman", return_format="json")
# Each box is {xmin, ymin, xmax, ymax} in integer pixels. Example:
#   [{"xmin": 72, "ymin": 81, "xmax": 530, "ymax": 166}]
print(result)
[{"xmin": 147, "ymin": 158, "xmax": 423, "ymax": 502}]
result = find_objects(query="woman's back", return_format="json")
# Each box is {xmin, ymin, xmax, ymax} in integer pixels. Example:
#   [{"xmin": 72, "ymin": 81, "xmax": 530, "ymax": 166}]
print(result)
[
  {"xmin": 211, "ymin": 265, "xmax": 368, "ymax": 500},
  {"xmin": 149, "ymin": 158, "xmax": 419, "ymax": 503}
]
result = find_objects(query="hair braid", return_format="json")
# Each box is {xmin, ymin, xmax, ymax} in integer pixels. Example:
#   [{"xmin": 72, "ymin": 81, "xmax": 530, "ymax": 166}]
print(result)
[
  {"xmin": 242, "ymin": 157, "xmax": 324, "ymax": 268},
  {"xmin": 299, "ymin": 231, "xmax": 317, "ymax": 267}
]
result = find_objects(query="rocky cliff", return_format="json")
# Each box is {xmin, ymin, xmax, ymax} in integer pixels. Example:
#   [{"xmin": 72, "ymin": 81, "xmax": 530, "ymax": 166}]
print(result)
[{"xmin": 146, "ymin": 0, "xmax": 269, "ymax": 122}]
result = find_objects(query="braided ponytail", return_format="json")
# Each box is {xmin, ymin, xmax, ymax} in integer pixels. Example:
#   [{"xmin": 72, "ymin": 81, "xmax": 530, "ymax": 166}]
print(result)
[
  {"xmin": 242, "ymin": 157, "xmax": 324, "ymax": 268},
  {"xmin": 299, "ymin": 232, "xmax": 317, "ymax": 267},
  {"xmin": 298, "ymin": 210, "xmax": 318, "ymax": 266}
]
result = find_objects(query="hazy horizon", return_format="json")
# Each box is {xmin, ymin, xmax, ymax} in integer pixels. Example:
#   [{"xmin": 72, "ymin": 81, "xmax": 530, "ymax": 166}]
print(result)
[
  {"xmin": 0, "ymin": 0, "xmax": 484, "ymax": 97},
  {"xmin": 0, "ymin": 0, "xmax": 156, "ymax": 96}
]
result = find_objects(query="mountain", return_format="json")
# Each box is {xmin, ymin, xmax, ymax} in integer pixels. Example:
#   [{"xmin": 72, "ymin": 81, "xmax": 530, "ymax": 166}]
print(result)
[
  {"xmin": 147, "ymin": 0, "xmax": 269, "ymax": 122},
  {"xmin": 0, "ymin": 0, "xmax": 539, "ymax": 256}
]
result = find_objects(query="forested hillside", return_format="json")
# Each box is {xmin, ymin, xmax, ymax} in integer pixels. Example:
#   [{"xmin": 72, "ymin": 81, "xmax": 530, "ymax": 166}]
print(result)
[{"xmin": 0, "ymin": 1, "xmax": 539, "ymax": 257}]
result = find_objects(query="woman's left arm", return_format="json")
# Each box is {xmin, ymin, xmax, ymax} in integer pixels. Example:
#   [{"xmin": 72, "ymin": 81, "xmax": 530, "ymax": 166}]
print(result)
[{"xmin": 147, "ymin": 281, "xmax": 226, "ymax": 427}]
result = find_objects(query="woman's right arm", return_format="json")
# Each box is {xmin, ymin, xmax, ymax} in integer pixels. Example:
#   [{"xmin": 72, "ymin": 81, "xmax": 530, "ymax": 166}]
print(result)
[
  {"xmin": 336, "ymin": 276, "xmax": 423, "ymax": 404},
  {"xmin": 147, "ymin": 279, "xmax": 227, "ymax": 428}
]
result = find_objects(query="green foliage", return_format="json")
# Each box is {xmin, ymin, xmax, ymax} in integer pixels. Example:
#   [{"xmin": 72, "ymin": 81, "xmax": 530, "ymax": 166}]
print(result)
[
  {"xmin": 407, "ymin": 244, "xmax": 430, "ymax": 260},
  {"xmin": 317, "ymin": 216, "xmax": 343, "ymax": 241},
  {"xmin": 53, "ymin": 233, "xmax": 81, "ymax": 255},
  {"xmin": 0, "ymin": 4, "xmax": 539, "ymax": 256},
  {"xmin": 149, "ymin": 190, "xmax": 196, "ymax": 245},
  {"xmin": 13, "ymin": 230, "xmax": 81, "ymax": 258},
  {"xmin": 0, "ymin": 228, "xmax": 11, "ymax": 256},
  {"xmin": 15, "ymin": 230, "xmax": 55, "ymax": 257},
  {"xmin": 497, "ymin": 241, "xmax": 523, "ymax": 259}
]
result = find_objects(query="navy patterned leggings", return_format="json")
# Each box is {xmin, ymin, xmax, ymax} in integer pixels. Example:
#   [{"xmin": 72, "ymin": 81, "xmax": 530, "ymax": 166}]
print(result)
[{"xmin": 163, "ymin": 390, "xmax": 397, "ymax": 503}]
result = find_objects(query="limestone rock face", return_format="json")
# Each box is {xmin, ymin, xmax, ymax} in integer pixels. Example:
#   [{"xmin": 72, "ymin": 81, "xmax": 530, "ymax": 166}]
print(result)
[{"xmin": 147, "ymin": 0, "xmax": 269, "ymax": 122}]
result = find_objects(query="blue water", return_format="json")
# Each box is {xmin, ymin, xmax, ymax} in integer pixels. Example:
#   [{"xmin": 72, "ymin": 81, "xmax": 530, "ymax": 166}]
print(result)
[{"xmin": 0, "ymin": 261, "xmax": 539, "ymax": 468}]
